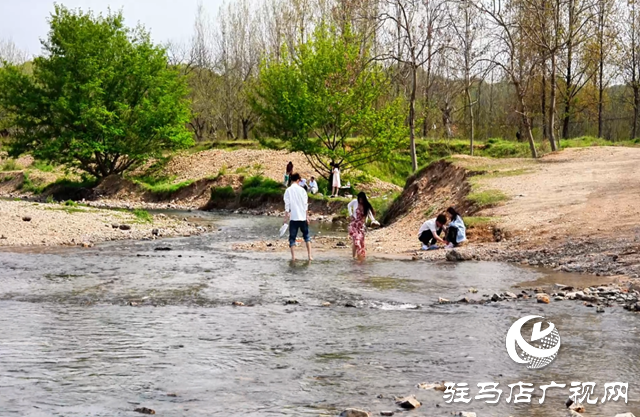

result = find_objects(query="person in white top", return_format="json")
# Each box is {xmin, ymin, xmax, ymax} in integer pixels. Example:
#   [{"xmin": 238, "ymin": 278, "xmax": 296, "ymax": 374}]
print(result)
[
  {"xmin": 418, "ymin": 213, "xmax": 447, "ymax": 250},
  {"xmin": 308, "ymin": 177, "xmax": 318, "ymax": 194},
  {"xmin": 331, "ymin": 164, "xmax": 341, "ymax": 197},
  {"xmin": 283, "ymin": 173, "xmax": 312, "ymax": 261}
]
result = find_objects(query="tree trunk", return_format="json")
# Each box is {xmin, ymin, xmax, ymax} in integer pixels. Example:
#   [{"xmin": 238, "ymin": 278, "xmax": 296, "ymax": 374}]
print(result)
[
  {"xmin": 562, "ymin": 0, "xmax": 574, "ymax": 139},
  {"xmin": 634, "ymin": 85, "xmax": 640, "ymax": 139},
  {"xmin": 541, "ymin": 65, "xmax": 548, "ymax": 143},
  {"xmin": 242, "ymin": 118, "xmax": 251, "ymax": 140},
  {"xmin": 597, "ymin": 4, "xmax": 605, "ymax": 138},
  {"xmin": 549, "ymin": 53, "xmax": 558, "ymax": 151},
  {"xmin": 519, "ymin": 95, "xmax": 538, "ymax": 158},
  {"xmin": 409, "ymin": 64, "xmax": 418, "ymax": 172},
  {"xmin": 466, "ymin": 85, "xmax": 474, "ymax": 155}
]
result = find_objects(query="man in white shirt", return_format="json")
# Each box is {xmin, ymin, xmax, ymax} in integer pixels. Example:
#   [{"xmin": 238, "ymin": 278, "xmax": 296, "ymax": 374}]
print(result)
[
  {"xmin": 284, "ymin": 173, "xmax": 313, "ymax": 261},
  {"xmin": 308, "ymin": 177, "xmax": 318, "ymax": 194},
  {"xmin": 418, "ymin": 214, "xmax": 447, "ymax": 250}
]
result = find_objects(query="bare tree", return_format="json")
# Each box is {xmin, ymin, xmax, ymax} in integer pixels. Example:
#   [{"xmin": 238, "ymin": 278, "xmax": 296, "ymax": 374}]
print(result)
[
  {"xmin": 592, "ymin": 0, "xmax": 618, "ymax": 138},
  {"xmin": 618, "ymin": 0, "xmax": 640, "ymax": 139},
  {"xmin": 380, "ymin": 0, "xmax": 450, "ymax": 171},
  {"xmin": 449, "ymin": 0, "xmax": 489, "ymax": 154},
  {"xmin": 476, "ymin": 0, "xmax": 542, "ymax": 158},
  {"xmin": 0, "ymin": 39, "xmax": 27, "ymax": 66}
]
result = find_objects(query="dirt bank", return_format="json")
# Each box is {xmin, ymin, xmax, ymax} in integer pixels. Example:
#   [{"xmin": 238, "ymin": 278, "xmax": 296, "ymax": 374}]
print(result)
[
  {"xmin": 0, "ymin": 199, "xmax": 204, "ymax": 247},
  {"xmin": 235, "ymin": 146, "xmax": 640, "ymax": 282}
]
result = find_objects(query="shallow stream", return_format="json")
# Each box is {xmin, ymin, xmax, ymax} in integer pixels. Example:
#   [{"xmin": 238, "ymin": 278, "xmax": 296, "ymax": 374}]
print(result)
[{"xmin": 0, "ymin": 214, "xmax": 638, "ymax": 416}]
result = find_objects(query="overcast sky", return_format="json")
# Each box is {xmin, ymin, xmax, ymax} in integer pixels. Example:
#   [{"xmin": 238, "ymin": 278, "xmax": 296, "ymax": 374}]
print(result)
[{"xmin": 0, "ymin": 0, "xmax": 226, "ymax": 56}]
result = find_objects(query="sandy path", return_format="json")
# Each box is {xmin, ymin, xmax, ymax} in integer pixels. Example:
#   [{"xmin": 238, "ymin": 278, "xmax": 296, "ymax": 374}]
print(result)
[{"xmin": 477, "ymin": 147, "xmax": 640, "ymax": 240}]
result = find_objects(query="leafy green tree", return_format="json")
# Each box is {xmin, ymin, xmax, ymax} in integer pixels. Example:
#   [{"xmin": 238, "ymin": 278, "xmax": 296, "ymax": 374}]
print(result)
[
  {"xmin": 0, "ymin": 6, "xmax": 193, "ymax": 179},
  {"xmin": 251, "ymin": 24, "xmax": 407, "ymax": 176}
]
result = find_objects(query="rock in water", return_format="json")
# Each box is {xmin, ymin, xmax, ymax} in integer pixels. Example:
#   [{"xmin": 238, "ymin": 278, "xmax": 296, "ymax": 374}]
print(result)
[
  {"xmin": 380, "ymin": 412, "xmax": 394, "ymax": 417},
  {"xmin": 134, "ymin": 407, "xmax": 155, "ymax": 415},
  {"xmin": 596, "ymin": 305, "xmax": 605, "ymax": 313},
  {"xmin": 457, "ymin": 413, "xmax": 477, "ymax": 417},
  {"xmin": 536, "ymin": 293, "xmax": 550, "ymax": 304},
  {"xmin": 446, "ymin": 249, "xmax": 472, "ymax": 262},
  {"xmin": 339, "ymin": 409, "xmax": 370, "ymax": 417},
  {"xmin": 614, "ymin": 413, "xmax": 636, "ymax": 417},
  {"xmin": 395, "ymin": 396, "xmax": 421, "ymax": 409}
]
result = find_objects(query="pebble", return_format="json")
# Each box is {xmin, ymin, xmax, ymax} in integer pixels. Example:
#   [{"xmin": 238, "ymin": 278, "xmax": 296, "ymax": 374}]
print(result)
[
  {"xmin": 395, "ymin": 396, "xmax": 421, "ymax": 409},
  {"xmin": 339, "ymin": 409, "xmax": 370, "ymax": 417},
  {"xmin": 536, "ymin": 293, "xmax": 550, "ymax": 304}
]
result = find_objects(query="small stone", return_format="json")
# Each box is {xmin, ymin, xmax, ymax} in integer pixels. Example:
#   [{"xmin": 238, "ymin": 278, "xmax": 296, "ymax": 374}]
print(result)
[
  {"xmin": 119, "ymin": 224, "xmax": 131, "ymax": 231},
  {"xmin": 22, "ymin": 216, "xmax": 31, "ymax": 222},
  {"xmin": 232, "ymin": 301, "xmax": 245, "ymax": 306},
  {"xmin": 569, "ymin": 402, "xmax": 585, "ymax": 413},
  {"xmin": 596, "ymin": 305, "xmax": 605, "ymax": 313},
  {"xmin": 111, "ymin": 224, "xmax": 119, "ymax": 228},
  {"xmin": 554, "ymin": 296, "xmax": 565, "ymax": 301},
  {"xmin": 446, "ymin": 249, "xmax": 473, "ymax": 262},
  {"xmin": 536, "ymin": 293, "xmax": 550, "ymax": 304},
  {"xmin": 438, "ymin": 297, "xmax": 450, "ymax": 304},
  {"xmin": 321, "ymin": 302, "xmax": 331, "ymax": 307},
  {"xmin": 133, "ymin": 408, "xmax": 155, "ymax": 415},
  {"xmin": 614, "ymin": 413, "xmax": 636, "ymax": 417},
  {"xmin": 345, "ymin": 301, "xmax": 357, "ymax": 308},
  {"xmin": 380, "ymin": 412, "xmax": 394, "ymax": 417},
  {"xmin": 395, "ymin": 396, "xmax": 421, "ymax": 409},
  {"xmin": 491, "ymin": 293, "xmax": 501, "ymax": 302},
  {"xmin": 503, "ymin": 291, "xmax": 517, "ymax": 299},
  {"xmin": 154, "ymin": 247, "xmax": 172, "ymax": 251},
  {"xmin": 468, "ymin": 288, "xmax": 478, "ymax": 293},
  {"xmin": 129, "ymin": 301, "xmax": 139, "ymax": 307},
  {"xmin": 336, "ymin": 241, "xmax": 346, "ymax": 247},
  {"xmin": 456, "ymin": 413, "xmax": 477, "ymax": 417},
  {"xmin": 339, "ymin": 409, "xmax": 370, "ymax": 417},
  {"xmin": 285, "ymin": 299, "xmax": 299, "ymax": 305},
  {"xmin": 152, "ymin": 228, "xmax": 159, "ymax": 236}
]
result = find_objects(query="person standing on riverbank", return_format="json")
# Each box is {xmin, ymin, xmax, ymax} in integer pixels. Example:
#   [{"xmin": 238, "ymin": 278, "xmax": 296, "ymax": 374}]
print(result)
[
  {"xmin": 284, "ymin": 161, "xmax": 293, "ymax": 186},
  {"xmin": 331, "ymin": 164, "xmax": 341, "ymax": 197},
  {"xmin": 284, "ymin": 173, "xmax": 313, "ymax": 261},
  {"xmin": 348, "ymin": 192, "xmax": 379, "ymax": 259}
]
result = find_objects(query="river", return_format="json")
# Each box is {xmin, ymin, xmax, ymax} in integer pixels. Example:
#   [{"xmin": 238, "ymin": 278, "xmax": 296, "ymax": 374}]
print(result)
[{"xmin": 0, "ymin": 213, "xmax": 637, "ymax": 416}]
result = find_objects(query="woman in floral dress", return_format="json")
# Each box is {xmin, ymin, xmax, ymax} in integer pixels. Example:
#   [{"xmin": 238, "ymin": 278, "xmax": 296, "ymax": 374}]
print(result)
[{"xmin": 348, "ymin": 192, "xmax": 379, "ymax": 259}]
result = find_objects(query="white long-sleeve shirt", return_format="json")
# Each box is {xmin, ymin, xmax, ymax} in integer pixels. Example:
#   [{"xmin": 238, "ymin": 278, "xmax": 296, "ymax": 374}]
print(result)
[
  {"xmin": 284, "ymin": 183, "xmax": 308, "ymax": 221},
  {"xmin": 418, "ymin": 218, "xmax": 439, "ymax": 236},
  {"xmin": 347, "ymin": 199, "xmax": 376, "ymax": 223}
]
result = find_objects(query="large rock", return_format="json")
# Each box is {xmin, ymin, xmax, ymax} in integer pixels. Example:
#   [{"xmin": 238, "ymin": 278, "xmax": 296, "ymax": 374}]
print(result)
[
  {"xmin": 446, "ymin": 249, "xmax": 473, "ymax": 262},
  {"xmin": 395, "ymin": 396, "xmax": 421, "ymax": 409},
  {"xmin": 536, "ymin": 293, "xmax": 550, "ymax": 304},
  {"xmin": 339, "ymin": 409, "xmax": 370, "ymax": 417}
]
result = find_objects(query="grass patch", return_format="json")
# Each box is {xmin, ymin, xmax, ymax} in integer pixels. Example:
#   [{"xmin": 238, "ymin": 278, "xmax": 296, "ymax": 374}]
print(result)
[
  {"xmin": 467, "ymin": 189, "xmax": 508, "ymax": 207},
  {"xmin": 133, "ymin": 175, "xmax": 194, "ymax": 195},
  {"xmin": 32, "ymin": 160, "xmax": 56, "ymax": 172},
  {"xmin": 1, "ymin": 159, "xmax": 20, "ymax": 171},
  {"xmin": 240, "ymin": 175, "xmax": 284, "ymax": 200},
  {"xmin": 210, "ymin": 186, "xmax": 236, "ymax": 200},
  {"xmin": 132, "ymin": 209, "xmax": 153, "ymax": 223},
  {"xmin": 464, "ymin": 216, "xmax": 496, "ymax": 228},
  {"xmin": 64, "ymin": 200, "xmax": 78, "ymax": 207},
  {"xmin": 1, "ymin": 175, "xmax": 14, "ymax": 182},
  {"xmin": 19, "ymin": 172, "xmax": 46, "ymax": 194},
  {"xmin": 477, "ymin": 168, "xmax": 533, "ymax": 178}
]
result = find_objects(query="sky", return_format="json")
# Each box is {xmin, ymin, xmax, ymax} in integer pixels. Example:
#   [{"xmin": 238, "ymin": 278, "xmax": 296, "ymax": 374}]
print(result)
[{"xmin": 0, "ymin": 0, "xmax": 226, "ymax": 57}]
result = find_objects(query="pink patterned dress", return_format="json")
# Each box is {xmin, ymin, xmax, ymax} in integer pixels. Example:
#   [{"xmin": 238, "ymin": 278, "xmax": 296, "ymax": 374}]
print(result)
[{"xmin": 348, "ymin": 206, "xmax": 367, "ymax": 258}]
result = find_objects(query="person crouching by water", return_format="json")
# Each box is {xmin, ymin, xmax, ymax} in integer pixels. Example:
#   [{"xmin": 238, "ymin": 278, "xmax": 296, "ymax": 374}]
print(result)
[
  {"xmin": 308, "ymin": 177, "xmax": 318, "ymax": 194},
  {"xmin": 444, "ymin": 207, "xmax": 467, "ymax": 248},
  {"xmin": 418, "ymin": 213, "xmax": 447, "ymax": 250},
  {"xmin": 348, "ymin": 192, "xmax": 379, "ymax": 259},
  {"xmin": 284, "ymin": 173, "xmax": 313, "ymax": 261}
]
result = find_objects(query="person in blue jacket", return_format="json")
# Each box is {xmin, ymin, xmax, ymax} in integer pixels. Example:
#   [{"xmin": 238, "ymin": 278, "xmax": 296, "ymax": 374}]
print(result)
[{"xmin": 444, "ymin": 206, "xmax": 467, "ymax": 248}]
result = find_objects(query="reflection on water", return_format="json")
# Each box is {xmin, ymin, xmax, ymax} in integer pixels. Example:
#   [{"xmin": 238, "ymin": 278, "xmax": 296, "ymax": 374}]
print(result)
[{"xmin": 0, "ymin": 213, "xmax": 637, "ymax": 416}]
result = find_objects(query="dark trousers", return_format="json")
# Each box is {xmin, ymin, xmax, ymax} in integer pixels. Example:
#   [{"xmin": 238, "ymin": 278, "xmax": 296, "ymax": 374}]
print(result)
[
  {"xmin": 419, "ymin": 228, "xmax": 442, "ymax": 246},
  {"xmin": 289, "ymin": 220, "xmax": 310, "ymax": 247},
  {"xmin": 446, "ymin": 226, "xmax": 459, "ymax": 246}
]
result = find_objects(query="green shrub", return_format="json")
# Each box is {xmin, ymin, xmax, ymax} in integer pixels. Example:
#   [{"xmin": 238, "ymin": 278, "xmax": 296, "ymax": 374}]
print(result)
[
  {"xmin": 45, "ymin": 195, "xmax": 55, "ymax": 203},
  {"xmin": 32, "ymin": 160, "xmax": 55, "ymax": 172},
  {"xmin": 240, "ymin": 175, "xmax": 284, "ymax": 200},
  {"xmin": 64, "ymin": 200, "xmax": 77, "ymax": 207},
  {"xmin": 210, "ymin": 186, "xmax": 236, "ymax": 200},
  {"xmin": 19, "ymin": 172, "xmax": 44, "ymax": 194}
]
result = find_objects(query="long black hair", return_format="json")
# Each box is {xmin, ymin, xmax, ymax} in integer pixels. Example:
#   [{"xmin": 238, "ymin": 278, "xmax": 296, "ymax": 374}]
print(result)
[
  {"xmin": 286, "ymin": 161, "xmax": 293, "ymax": 173},
  {"xmin": 358, "ymin": 192, "xmax": 374, "ymax": 218},
  {"xmin": 447, "ymin": 206, "xmax": 461, "ymax": 221}
]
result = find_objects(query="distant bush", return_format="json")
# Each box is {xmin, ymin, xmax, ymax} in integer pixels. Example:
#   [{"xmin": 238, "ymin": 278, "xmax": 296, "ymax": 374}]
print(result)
[
  {"xmin": 1, "ymin": 159, "xmax": 20, "ymax": 171},
  {"xmin": 240, "ymin": 176, "xmax": 284, "ymax": 200},
  {"xmin": 210, "ymin": 186, "xmax": 236, "ymax": 200},
  {"xmin": 32, "ymin": 160, "xmax": 55, "ymax": 172}
]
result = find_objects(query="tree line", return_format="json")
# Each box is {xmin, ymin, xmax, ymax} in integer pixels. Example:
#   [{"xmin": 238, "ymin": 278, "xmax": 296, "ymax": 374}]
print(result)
[{"xmin": 0, "ymin": 0, "xmax": 639, "ymax": 180}]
